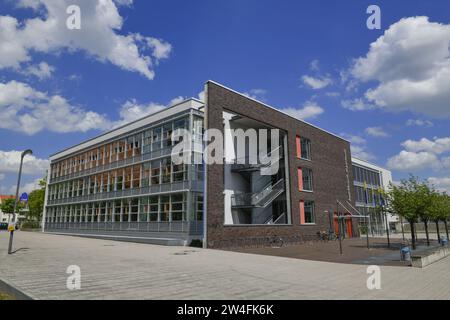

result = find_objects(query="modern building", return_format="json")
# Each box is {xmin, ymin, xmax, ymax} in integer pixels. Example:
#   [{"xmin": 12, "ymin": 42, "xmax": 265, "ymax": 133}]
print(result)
[
  {"xmin": 44, "ymin": 81, "xmax": 359, "ymax": 247},
  {"xmin": 0, "ymin": 195, "xmax": 15, "ymax": 223},
  {"xmin": 351, "ymin": 157, "xmax": 396, "ymax": 235}
]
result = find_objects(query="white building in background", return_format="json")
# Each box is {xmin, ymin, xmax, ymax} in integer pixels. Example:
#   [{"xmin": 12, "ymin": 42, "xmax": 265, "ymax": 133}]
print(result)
[
  {"xmin": 351, "ymin": 157, "xmax": 398, "ymax": 234},
  {"xmin": 0, "ymin": 195, "xmax": 15, "ymax": 223}
]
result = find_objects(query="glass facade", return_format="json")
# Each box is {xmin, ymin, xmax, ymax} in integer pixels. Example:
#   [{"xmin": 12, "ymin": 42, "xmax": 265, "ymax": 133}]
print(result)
[
  {"xmin": 352, "ymin": 164, "xmax": 386, "ymax": 236},
  {"xmin": 45, "ymin": 110, "xmax": 204, "ymax": 236}
]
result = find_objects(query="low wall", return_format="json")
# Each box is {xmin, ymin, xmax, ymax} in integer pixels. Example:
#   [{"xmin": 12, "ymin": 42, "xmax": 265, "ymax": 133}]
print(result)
[{"xmin": 411, "ymin": 246, "xmax": 449, "ymax": 268}]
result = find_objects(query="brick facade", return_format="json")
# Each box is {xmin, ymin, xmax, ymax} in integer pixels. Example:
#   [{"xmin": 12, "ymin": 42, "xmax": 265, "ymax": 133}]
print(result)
[{"xmin": 205, "ymin": 81, "xmax": 357, "ymax": 248}]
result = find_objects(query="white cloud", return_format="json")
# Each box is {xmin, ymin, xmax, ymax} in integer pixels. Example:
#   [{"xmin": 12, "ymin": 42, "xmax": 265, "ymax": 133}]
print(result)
[
  {"xmin": 113, "ymin": 0, "xmax": 133, "ymax": 6},
  {"xmin": 341, "ymin": 133, "xmax": 375, "ymax": 161},
  {"xmin": 387, "ymin": 150, "xmax": 439, "ymax": 171},
  {"xmin": 405, "ymin": 119, "xmax": 434, "ymax": 127},
  {"xmin": 402, "ymin": 137, "xmax": 450, "ymax": 155},
  {"xmin": 341, "ymin": 98, "xmax": 375, "ymax": 111},
  {"xmin": 351, "ymin": 145, "xmax": 376, "ymax": 161},
  {"xmin": 427, "ymin": 177, "xmax": 450, "ymax": 194},
  {"xmin": 302, "ymin": 75, "xmax": 332, "ymax": 90},
  {"xmin": 280, "ymin": 101, "xmax": 324, "ymax": 120},
  {"xmin": 365, "ymin": 126, "xmax": 389, "ymax": 138},
  {"xmin": 3, "ymin": 178, "xmax": 43, "ymax": 195},
  {"xmin": 325, "ymin": 92, "xmax": 340, "ymax": 97},
  {"xmin": 340, "ymin": 133, "xmax": 367, "ymax": 145},
  {"xmin": 309, "ymin": 59, "xmax": 320, "ymax": 71},
  {"xmin": 243, "ymin": 88, "xmax": 267, "ymax": 101},
  {"xmin": 350, "ymin": 16, "xmax": 450, "ymax": 118},
  {"xmin": 0, "ymin": 0, "xmax": 171, "ymax": 79},
  {"xmin": 115, "ymin": 99, "xmax": 166, "ymax": 126},
  {"xmin": 22, "ymin": 62, "xmax": 55, "ymax": 80},
  {"xmin": 0, "ymin": 80, "xmax": 110, "ymax": 135},
  {"xmin": 0, "ymin": 150, "xmax": 49, "ymax": 175}
]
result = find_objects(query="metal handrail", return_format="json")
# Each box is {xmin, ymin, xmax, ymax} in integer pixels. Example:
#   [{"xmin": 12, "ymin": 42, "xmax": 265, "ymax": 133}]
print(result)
[{"xmin": 231, "ymin": 179, "xmax": 284, "ymax": 207}]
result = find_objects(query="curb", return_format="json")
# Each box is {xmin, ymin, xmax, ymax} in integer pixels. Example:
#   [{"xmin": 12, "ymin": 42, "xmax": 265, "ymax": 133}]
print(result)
[{"xmin": 0, "ymin": 277, "xmax": 35, "ymax": 300}]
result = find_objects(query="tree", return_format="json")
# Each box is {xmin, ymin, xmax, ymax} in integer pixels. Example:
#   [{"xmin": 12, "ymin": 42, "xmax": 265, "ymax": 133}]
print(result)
[
  {"xmin": 387, "ymin": 181, "xmax": 417, "ymax": 248},
  {"xmin": 387, "ymin": 176, "xmax": 430, "ymax": 249},
  {"xmin": 27, "ymin": 178, "xmax": 46, "ymax": 222},
  {"xmin": 0, "ymin": 198, "xmax": 24, "ymax": 219},
  {"xmin": 414, "ymin": 180, "xmax": 433, "ymax": 246},
  {"xmin": 425, "ymin": 190, "xmax": 445, "ymax": 243}
]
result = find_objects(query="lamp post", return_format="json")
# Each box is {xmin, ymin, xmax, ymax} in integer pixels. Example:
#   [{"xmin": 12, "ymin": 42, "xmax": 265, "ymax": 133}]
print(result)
[{"xmin": 8, "ymin": 149, "xmax": 33, "ymax": 254}]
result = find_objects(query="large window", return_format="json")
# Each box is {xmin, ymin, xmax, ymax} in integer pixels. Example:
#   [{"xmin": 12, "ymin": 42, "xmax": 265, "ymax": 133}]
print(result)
[
  {"xmin": 149, "ymin": 196, "xmax": 158, "ymax": 221},
  {"xmin": 298, "ymin": 167, "xmax": 313, "ymax": 191},
  {"xmin": 151, "ymin": 160, "xmax": 160, "ymax": 185},
  {"xmin": 171, "ymin": 193, "xmax": 185, "ymax": 221},
  {"xmin": 160, "ymin": 195, "xmax": 170, "ymax": 221},
  {"xmin": 161, "ymin": 158, "xmax": 171, "ymax": 183},
  {"xmin": 172, "ymin": 164, "xmax": 187, "ymax": 182},
  {"xmin": 302, "ymin": 168, "xmax": 313, "ymax": 191},
  {"xmin": 300, "ymin": 200, "xmax": 315, "ymax": 224},
  {"xmin": 296, "ymin": 136, "xmax": 311, "ymax": 160}
]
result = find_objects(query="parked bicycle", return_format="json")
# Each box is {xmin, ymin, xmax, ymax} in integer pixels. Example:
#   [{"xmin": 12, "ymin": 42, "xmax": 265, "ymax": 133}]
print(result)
[{"xmin": 269, "ymin": 236, "xmax": 284, "ymax": 248}]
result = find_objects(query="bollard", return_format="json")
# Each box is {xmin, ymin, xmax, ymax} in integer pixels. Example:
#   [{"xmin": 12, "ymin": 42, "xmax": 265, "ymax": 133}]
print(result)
[{"xmin": 400, "ymin": 246, "xmax": 411, "ymax": 261}]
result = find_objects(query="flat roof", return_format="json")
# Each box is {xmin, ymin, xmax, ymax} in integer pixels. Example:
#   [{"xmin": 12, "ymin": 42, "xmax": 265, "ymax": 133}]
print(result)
[{"xmin": 351, "ymin": 156, "xmax": 391, "ymax": 173}]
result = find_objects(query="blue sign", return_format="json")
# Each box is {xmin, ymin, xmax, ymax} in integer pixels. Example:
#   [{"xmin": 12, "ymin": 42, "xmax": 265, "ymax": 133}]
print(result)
[{"xmin": 19, "ymin": 192, "xmax": 28, "ymax": 202}]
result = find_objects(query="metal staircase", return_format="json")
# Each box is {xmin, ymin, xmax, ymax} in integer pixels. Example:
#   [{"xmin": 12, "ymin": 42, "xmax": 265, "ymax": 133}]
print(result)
[{"xmin": 231, "ymin": 179, "xmax": 285, "ymax": 209}]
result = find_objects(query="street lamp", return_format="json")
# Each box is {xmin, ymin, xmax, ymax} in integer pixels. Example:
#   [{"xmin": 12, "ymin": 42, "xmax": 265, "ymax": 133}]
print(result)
[{"xmin": 8, "ymin": 149, "xmax": 33, "ymax": 254}]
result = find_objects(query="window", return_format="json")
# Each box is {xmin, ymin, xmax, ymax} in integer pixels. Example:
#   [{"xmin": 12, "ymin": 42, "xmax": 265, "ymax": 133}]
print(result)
[
  {"xmin": 296, "ymin": 136, "xmax": 311, "ymax": 160},
  {"xmin": 152, "ymin": 127, "xmax": 162, "ymax": 151},
  {"xmin": 130, "ymin": 198, "xmax": 139, "ymax": 222},
  {"xmin": 161, "ymin": 158, "xmax": 171, "ymax": 183},
  {"xmin": 140, "ymin": 197, "xmax": 149, "ymax": 222},
  {"xmin": 142, "ymin": 162, "xmax": 150, "ymax": 187},
  {"xmin": 151, "ymin": 160, "xmax": 160, "ymax": 185},
  {"xmin": 173, "ymin": 164, "xmax": 187, "ymax": 182},
  {"xmin": 114, "ymin": 200, "xmax": 121, "ymax": 222},
  {"xmin": 149, "ymin": 196, "xmax": 158, "ymax": 221},
  {"xmin": 300, "ymin": 138, "xmax": 311, "ymax": 160},
  {"xmin": 132, "ymin": 165, "xmax": 140, "ymax": 188},
  {"xmin": 160, "ymin": 195, "xmax": 170, "ymax": 221},
  {"xmin": 162, "ymin": 122, "xmax": 173, "ymax": 147},
  {"xmin": 171, "ymin": 193, "xmax": 185, "ymax": 221},
  {"xmin": 298, "ymin": 167, "xmax": 313, "ymax": 191},
  {"xmin": 124, "ymin": 167, "xmax": 131, "ymax": 189},
  {"xmin": 299, "ymin": 200, "xmax": 315, "ymax": 224}
]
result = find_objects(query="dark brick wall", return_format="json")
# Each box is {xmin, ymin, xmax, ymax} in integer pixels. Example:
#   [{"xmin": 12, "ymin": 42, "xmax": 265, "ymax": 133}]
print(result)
[{"xmin": 205, "ymin": 81, "xmax": 356, "ymax": 248}]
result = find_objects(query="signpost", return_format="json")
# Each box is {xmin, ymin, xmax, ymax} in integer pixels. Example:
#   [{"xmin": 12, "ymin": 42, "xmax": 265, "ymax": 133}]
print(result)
[{"xmin": 20, "ymin": 192, "xmax": 28, "ymax": 203}]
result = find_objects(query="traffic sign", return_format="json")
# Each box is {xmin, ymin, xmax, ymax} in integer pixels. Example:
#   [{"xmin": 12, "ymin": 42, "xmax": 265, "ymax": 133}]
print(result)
[{"xmin": 20, "ymin": 192, "xmax": 28, "ymax": 202}]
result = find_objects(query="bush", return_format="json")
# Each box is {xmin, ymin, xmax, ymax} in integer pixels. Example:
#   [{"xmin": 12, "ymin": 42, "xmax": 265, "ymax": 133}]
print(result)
[
  {"xmin": 359, "ymin": 226, "xmax": 368, "ymax": 235},
  {"xmin": 190, "ymin": 239, "xmax": 203, "ymax": 248},
  {"xmin": 20, "ymin": 220, "xmax": 41, "ymax": 230}
]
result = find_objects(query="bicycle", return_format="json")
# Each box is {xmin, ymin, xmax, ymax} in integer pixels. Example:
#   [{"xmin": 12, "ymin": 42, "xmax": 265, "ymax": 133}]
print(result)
[{"xmin": 270, "ymin": 236, "xmax": 284, "ymax": 248}]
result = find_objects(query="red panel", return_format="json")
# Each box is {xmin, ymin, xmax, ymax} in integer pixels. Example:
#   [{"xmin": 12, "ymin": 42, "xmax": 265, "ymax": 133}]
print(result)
[
  {"xmin": 296, "ymin": 136, "xmax": 301, "ymax": 159},
  {"xmin": 299, "ymin": 200, "xmax": 305, "ymax": 224},
  {"xmin": 297, "ymin": 167, "xmax": 303, "ymax": 191}
]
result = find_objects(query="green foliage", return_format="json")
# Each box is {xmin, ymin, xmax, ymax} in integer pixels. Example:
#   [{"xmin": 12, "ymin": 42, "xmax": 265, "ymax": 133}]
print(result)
[
  {"xmin": 388, "ymin": 175, "xmax": 450, "ymax": 223},
  {"xmin": 0, "ymin": 198, "xmax": 24, "ymax": 214},
  {"xmin": 26, "ymin": 178, "xmax": 46, "ymax": 221},
  {"xmin": 426, "ymin": 191, "xmax": 450, "ymax": 222},
  {"xmin": 20, "ymin": 220, "xmax": 41, "ymax": 230}
]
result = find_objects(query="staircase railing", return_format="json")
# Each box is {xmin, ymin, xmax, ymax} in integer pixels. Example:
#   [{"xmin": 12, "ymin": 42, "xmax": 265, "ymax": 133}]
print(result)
[{"xmin": 231, "ymin": 178, "xmax": 284, "ymax": 207}]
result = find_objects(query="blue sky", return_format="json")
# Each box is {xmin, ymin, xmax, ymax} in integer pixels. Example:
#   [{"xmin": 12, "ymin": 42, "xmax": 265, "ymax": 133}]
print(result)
[{"xmin": 1, "ymin": 0, "xmax": 450, "ymax": 194}]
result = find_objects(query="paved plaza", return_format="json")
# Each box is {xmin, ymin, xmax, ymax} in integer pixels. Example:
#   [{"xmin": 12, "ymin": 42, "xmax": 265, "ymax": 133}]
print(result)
[{"xmin": 0, "ymin": 231, "xmax": 449, "ymax": 300}]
